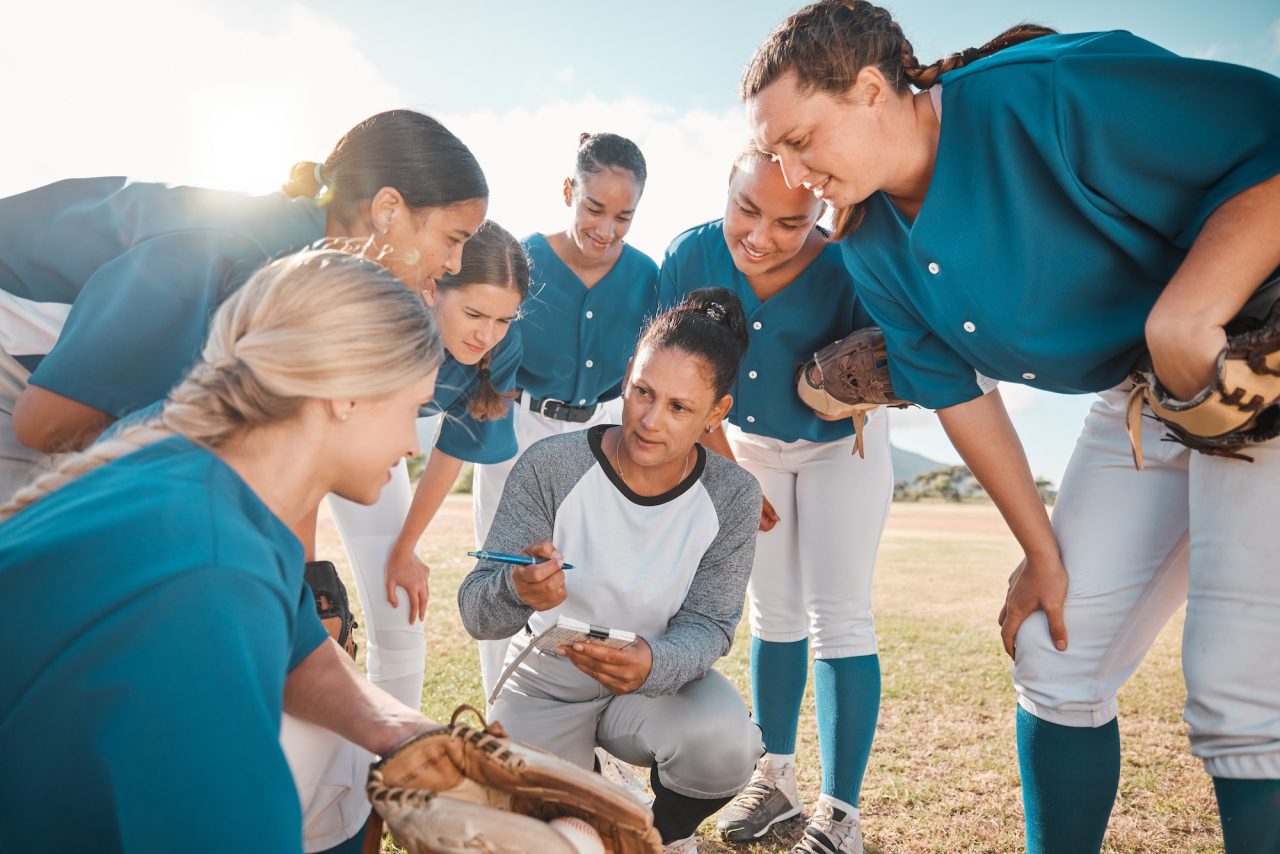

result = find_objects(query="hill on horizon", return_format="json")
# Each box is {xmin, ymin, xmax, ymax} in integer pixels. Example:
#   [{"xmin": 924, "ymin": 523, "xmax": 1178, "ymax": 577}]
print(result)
[{"xmin": 890, "ymin": 445, "xmax": 947, "ymax": 485}]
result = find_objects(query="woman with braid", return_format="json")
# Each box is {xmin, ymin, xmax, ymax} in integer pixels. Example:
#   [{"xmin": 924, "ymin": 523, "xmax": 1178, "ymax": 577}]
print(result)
[
  {"xmin": 743, "ymin": 3, "xmax": 1280, "ymax": 852},
  {"xmin": 0, "ymin": 250, "xmax": 444, "ymax": 853}
]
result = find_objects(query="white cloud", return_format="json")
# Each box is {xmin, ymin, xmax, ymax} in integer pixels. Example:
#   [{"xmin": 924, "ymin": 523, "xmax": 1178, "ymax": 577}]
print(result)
[
  {"xmin": 554, "ymin": 67, "xmax": 575, "ymax": 84},
  {"xmin": 1190, "ymin": 43, "xmax": 1221, "ymax": 60}
]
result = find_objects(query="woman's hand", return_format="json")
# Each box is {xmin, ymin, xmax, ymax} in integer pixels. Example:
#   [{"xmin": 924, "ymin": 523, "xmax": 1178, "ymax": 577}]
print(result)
[
  {"xmin": 1145, "ymin": 311, "xmax": 1226, "ymax": 402},
  {"xmin": 759, "ymin": 495, "xmax": 779, "ymax": 532},
  {"xmin": 560, "ymin": 637, "xmax": 654, "ymax": 695},
  {"xmin": 385, "ymin": 545, "xmax": 431, "ymax": 625},
  {"xmin": 997, "ymin": 553, "xmax": 1069, "ymax": 659},
  {"xmin": 510, "ymin": 540, "xmax": 568, "ymax": 611}
]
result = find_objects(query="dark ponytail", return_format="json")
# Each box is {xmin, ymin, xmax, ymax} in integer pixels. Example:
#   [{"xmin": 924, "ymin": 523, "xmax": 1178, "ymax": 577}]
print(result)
[
  {"xmin": 742, "ymin": 1, "xmax": 1054, "ymax": 239},
  {"xmin": 434, "ymin": 221, "xmax": 530, "ymax": 421},
  {"xmin": 573, "ymin": 132, "xmax": 648, "ymax": 191},
  {"xmin": 284, "ymin": 110, "xmax": 488, "ymax": 227},
  {"xmin": 638, "ymin": 288, "xmax": 749, "ymax": 400}
]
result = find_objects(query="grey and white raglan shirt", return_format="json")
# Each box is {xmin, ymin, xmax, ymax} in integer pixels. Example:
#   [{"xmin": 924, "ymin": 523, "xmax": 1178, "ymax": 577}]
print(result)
[{"xmin": 458, "ymin": 425, "xmax": 763, "ymax": 697}]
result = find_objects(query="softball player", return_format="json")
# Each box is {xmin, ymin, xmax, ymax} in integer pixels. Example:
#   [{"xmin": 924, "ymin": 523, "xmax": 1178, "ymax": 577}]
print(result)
[
  {"xmin": 471, "ymin": 132, "xmax": 658, "ymax": 696},
  {"xmin": 658, "ymin": 150, "xmax": 892, "ymax": 853},
  {"xmin": 323, "ymin": 220, "xmax": 527, "ymax": 712},
  {"xmin": 0, "ymin": 110, "xmax": 488, "ymax": 506},
  {"xmin": 0, "ymin": 250, "xmax": 444, "ymax": 854},
  {"xmin": 744, "ymin": 4, "xmax": 1280, "ymax": 852},
  {"xmin": 460, "ymin": 288, "xmax": 765, "ymax": 853}
]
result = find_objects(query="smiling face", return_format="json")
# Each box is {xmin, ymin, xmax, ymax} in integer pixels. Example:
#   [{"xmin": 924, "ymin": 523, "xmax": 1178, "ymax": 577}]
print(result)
[
  {"xmin": 429, "ymin": 282, "xmax": 522, "ymax": 366},
  {"xmin": 377, "ymin": 195, "xmax": 488, "ymax": 290},
  {"xmin": 328, "ymin": 369, "xmax": 438, "ymax": 504},
  {"xmin": 619, "ymin": 343, "xmax": 731, "ymax": 471},
  {"xmin": 747, "ymin": 71, "xmax": 890, "ymax": 210},
  {"xmin": 723, "ymin": 156, "xmax": 825, "ymax": 278},
  {"xmin": 563, "ymin": 167, "xmax": 643, "ymax": 261}
]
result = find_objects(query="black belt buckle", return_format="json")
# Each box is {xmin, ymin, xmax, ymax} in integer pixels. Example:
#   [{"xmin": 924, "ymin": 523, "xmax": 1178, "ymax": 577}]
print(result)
[{"xmin": 531, "ymin": 396, "xmax": 594, "ymax": 423}]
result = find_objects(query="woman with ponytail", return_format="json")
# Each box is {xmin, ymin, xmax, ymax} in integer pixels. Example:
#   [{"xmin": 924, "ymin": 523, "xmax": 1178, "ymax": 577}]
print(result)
[
  {"xmin": 460, "ymin": 288, "xmax": 765, "ymax": 854},
  {"xmin": 470, "ymin": 132, "xmax": 659, "ymax": 698},
  {"xmin": 0, "ymin": 250, "xmax": 444, "ymax": 852},
  {"xmin": 0, "ymin": 108, "xmax": 488, "ymax": 504},
  {"xmin": 744, "ymin": 3, "xmax": 1280, "ymax": 852}
]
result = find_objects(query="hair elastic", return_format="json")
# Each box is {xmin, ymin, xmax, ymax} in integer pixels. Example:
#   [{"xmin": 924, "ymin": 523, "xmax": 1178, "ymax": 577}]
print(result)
[{"xmin": 704, "ymin": 302, "xmax": 726, "ymax": 322}]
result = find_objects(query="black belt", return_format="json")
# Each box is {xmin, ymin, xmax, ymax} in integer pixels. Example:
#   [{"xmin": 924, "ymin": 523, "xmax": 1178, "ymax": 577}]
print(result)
[{"xmin": 529, "ymin": 395, "xmax": 598, "ymax": 423}]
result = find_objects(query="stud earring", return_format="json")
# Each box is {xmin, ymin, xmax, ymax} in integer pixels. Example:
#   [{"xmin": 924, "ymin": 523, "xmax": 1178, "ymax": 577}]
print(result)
[{"xmin": 339, "ymin": 412, "xmax": 349, "ymax": 422}]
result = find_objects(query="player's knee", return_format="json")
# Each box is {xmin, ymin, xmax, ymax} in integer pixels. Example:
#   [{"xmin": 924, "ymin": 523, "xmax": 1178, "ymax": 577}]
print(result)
[{"xmin": 666, "ymin": 714, "xmax": 762, "ymax": 795}]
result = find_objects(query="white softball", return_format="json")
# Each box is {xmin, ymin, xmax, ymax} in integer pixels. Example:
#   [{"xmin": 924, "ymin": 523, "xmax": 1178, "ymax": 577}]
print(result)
[{"xmin": 548, "ymin": 816, "xmax": 605, "ymax": 854}]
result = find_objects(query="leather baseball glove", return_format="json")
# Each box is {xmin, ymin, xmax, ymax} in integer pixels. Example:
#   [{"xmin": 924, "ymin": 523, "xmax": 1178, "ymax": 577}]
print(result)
[
  {"xmin": 796, "ymin": 325, "xmax": 914, "ymax": 457},
  {"xmin": 367, "ymin": 706, "xmax": 662, "ymax": 854},
  {"xmin": 303, "ymin": 560, "xmax": 358, "ymax": 659},
  {"xmin": 1127, "ymin": 278, "xmax": 1280, "ymax": 467}
]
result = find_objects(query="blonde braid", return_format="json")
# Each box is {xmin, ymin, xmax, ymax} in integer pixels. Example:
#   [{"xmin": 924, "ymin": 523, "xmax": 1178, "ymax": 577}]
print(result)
[
  {"xmin": 0, "ymin": 248, "xmax": 442, "ymax": 524},
  {"xmin": 0, "ymin": 420, "xmax": 174, "ymax": 521}
]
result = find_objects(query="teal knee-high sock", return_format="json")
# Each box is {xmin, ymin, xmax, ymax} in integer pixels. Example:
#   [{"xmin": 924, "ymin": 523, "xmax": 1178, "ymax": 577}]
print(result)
[
  {"xmin": 1017, "ymin": 706, "xmax": 1120, "ymax": 854},
  {"xmin": 814, "ymin": 654, "xmax": 880, "ymax": 805},
  {"xmin": 750, "ymin": 637, "xmax": 809, "ymax": 755},
  {"xmin": 1213, "ymin": 777, "xmax": 1280, "ymax": 852}
]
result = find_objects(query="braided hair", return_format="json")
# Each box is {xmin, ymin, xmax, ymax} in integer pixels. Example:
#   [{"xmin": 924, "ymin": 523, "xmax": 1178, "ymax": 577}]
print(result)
[
  {"xmin": 435, "ymin": 220, "xmax": 530, "ymax": 421},
  {"xmin": 1, "ymin": 250, "xmax": 442, "ymax": 521},
  {"xmin": 742, "ymin": 0, "xmax": 1054, "ymax": 238}
]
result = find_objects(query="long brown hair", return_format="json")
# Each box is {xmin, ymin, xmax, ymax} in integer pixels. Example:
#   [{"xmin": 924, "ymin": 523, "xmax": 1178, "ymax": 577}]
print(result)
[
  {"xmin": 742, "ymin": 1, "xmax": 1054, "ymax": 239},
  {"xmin": 436, "ymin": 221, "xmax": 530, "ymax": 420}
]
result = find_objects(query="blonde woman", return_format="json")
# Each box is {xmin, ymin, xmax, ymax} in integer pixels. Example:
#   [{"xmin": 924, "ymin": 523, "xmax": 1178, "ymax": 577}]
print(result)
[{"xmin": 0, "ymin": 250, "xmax": 443, "ymax": 853}]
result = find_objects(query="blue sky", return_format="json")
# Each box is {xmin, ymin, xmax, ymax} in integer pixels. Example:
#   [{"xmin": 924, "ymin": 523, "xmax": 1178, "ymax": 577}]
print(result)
[{"xmin": 6, "ymin": 0, "xmax": 1278, "ymax": 483}]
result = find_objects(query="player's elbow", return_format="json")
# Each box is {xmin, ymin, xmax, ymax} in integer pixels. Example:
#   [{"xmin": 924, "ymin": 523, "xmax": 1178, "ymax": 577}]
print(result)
[
  {"xmin": 11, "ymin": 387, "xmax": 111, "ymax": 454},
  {"xmin": 11, "ymin": 393, "xmax": 58, "ymax": 453}
]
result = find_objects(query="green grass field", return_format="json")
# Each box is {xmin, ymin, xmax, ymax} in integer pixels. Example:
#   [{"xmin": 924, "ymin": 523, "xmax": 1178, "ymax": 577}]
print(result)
[{"xmin": 317, "ymin": 497, "xmax": 1222, "ymax": 853}]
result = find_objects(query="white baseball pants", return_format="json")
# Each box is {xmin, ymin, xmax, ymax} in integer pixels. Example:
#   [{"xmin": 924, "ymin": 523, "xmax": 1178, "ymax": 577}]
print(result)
[{"xmin": 1013, "ymin": 384, "xmax": 1280, "ymax": 778}]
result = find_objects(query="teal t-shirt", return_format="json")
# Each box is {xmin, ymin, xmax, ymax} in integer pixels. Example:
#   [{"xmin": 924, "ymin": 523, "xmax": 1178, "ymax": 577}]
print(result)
[
  {"xmin": 0, "ymin": 435, "xmax": 327, "ymax": 852},
  {"xmin": 659, "ymin": 219, "xmax": 871, "ymax": 443},
  {"xmin": 0, "ymin": 177, "xmax": 326, "ymax": 416},
  {"xmin": 515, "ymin": 233, "xmax": 658, "ymax": 406},
  {"xmin": 840, "ymin": 30, "xmax": 1280, "ymax": 409},
  {"xmin": 425, "ymin": 324, "xmax": 522, "ymax": 464}
]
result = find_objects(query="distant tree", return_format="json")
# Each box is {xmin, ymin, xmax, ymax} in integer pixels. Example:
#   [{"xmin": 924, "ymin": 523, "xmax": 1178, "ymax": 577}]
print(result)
[
  {"xmin": 1034, "ymin": 477, "xmax": 1058, "ymax": 506},
  {"xmin": 913, "ymin": 465, "xmax": 988, "ymax": 502},
  {"xmin": 893, "ymin": 480, "xmax": 922, "ymax": 501}
]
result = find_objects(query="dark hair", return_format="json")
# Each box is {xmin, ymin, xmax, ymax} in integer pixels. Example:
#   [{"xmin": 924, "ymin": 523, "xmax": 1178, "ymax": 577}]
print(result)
[
  {"xmin": 284, "ymin": 109, "xmax": 488, "ymax": 226},
  {"xmin": 573, "ymin": 132, "xmax": 648, "ymax": 191},
  {"xmin": 741, "ymin": 1, "xmax": 1054, "ymax": 239},
  {"xmin": 637, "ymin": 288, "xmax": 749, "ymax": 400},
  {"xmin": 436, "ymin": 220, "xmax": 530, "ymax": 420}
]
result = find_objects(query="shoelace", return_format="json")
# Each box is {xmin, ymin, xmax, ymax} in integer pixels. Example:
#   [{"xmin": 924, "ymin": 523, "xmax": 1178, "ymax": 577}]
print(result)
[
  {"xmin": 730, "ymin": 772, "xmax": 784, "ymax": 812},
  {"xmin": 793, "ymin": 804, "xmax": 855, "ymax": 854}
]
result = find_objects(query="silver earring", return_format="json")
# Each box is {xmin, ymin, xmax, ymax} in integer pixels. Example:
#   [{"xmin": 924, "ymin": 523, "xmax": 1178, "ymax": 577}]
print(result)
[{"xmin": 339, "ymin": 412, "xmax": 349, "ymax": 422}]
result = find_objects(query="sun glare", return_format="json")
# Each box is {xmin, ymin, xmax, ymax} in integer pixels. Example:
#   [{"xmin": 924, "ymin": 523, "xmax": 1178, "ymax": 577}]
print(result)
[{"xmin": 186, "ymin": 92, "xmax": 305, "ymax": 195}]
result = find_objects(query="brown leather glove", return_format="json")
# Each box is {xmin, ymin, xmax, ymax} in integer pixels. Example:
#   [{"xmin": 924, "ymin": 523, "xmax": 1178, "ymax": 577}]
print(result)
[
  {"xmin": 1128, "ymin": 278, "xmax": 1280, "ymax": 467},
  {"xmin": 367, "ymin": 706, "xmax": 662, "ymax": 854},
  {"xmin": 796, "ymin": 325, "xmax": 914, "ymax": 457}
]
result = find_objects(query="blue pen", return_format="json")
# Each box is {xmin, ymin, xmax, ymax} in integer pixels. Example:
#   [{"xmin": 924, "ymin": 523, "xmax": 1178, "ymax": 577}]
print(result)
[{"xmin": 468, "ymin": 550, "xmax": 574, "ymax": 570}]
